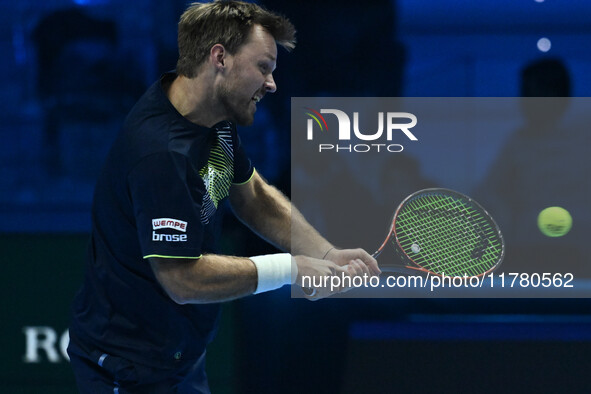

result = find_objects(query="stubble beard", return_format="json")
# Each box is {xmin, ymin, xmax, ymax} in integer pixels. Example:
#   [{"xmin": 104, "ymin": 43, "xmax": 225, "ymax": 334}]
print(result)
[{"xmin": 218, "ymin": 82, "xmax": 255, "ymax": 127}]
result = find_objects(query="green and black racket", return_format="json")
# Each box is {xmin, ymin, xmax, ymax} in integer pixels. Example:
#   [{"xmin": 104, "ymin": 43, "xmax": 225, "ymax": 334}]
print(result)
[{"xmin": 375, "ymin": 188, "xmax": 504, "ymax": 278}]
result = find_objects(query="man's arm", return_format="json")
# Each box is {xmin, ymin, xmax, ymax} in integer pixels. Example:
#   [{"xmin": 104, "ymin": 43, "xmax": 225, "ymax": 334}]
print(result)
[
  {"xmin": 229, "ymin": 171, "xmax": 380, "ymax": 274},
  {"xmin": 149, "ymin": 254, "xmax": 356, "ymax": 303},
  {"xmin": 149, "ymin": 170, "xmax": 378, "ymax": 304},
  {"xmin": 149, "ymin": 255, "xmax": 257, "ymax": 304},
  {"xmin": 229, "ymin": 170, "xmax": 329, "ymax": 257}
]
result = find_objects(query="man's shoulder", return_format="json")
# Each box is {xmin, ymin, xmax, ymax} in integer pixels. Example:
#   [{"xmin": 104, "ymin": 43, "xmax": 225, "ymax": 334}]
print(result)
[{"xmin": 124, "ymin": 79, "xmax": 170, "ymax": 133}]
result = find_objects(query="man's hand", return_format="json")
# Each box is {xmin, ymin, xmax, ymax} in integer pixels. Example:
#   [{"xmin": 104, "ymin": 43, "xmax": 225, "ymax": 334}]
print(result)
[
  {"xmin": 294, "ymin": 255, "xmax": 358, "ymax": 300},
  {"xmin": 294, "ymin": 252, "xmax": 381, "ymax": 300},
  {"xmin": 324, "ymin": 248, "xmax": 381, "ymax": 276}
]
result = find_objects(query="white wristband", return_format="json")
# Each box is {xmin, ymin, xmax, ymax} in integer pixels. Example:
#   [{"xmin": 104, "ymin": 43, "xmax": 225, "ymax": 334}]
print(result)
[{"xmin": 250, "ymin": 253, "xmax": 297, "ymax": 294}]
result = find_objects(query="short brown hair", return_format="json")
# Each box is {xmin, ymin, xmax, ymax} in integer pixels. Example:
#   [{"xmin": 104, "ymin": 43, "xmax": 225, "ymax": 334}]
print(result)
[{"xmin": 176, "ymin": 0, "xmax": 296, "ymax": 78}]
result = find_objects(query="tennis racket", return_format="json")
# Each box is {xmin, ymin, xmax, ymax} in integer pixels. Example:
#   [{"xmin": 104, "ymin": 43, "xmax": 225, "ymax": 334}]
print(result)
[{"xmin": 375, "ymin": 188, "xmax": 504, "ymax": 278}]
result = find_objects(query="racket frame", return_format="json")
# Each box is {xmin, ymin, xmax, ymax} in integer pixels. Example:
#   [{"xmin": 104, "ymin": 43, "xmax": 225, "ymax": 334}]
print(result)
[{"xmin": 373, "ymin": 188, "xmax": 505, "ymax": 278}]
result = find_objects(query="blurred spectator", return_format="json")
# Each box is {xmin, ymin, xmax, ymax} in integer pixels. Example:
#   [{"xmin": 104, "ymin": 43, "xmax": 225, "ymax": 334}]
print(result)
[
  {"xmin": 474, "ymin": 58, "xmax": 590, "ymax": 276},
  {"xmin": 33, "ymin": 8, "xmax": 143, "ymax": 179},
  {"xmin": 266, "ymin": 0, "xmax": 405, "ymax": 97}
]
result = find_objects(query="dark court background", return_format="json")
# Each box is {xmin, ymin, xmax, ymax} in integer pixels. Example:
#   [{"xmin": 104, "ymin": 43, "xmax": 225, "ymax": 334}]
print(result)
[{"xmin": 2, "ymin": 0, "xmax": 591, "ymax": 393}]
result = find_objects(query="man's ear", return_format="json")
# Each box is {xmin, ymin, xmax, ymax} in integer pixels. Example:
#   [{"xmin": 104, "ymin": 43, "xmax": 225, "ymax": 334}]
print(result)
[{"xmin": 211, "ymin": 44, "xmax": 226, "ymax": 71}]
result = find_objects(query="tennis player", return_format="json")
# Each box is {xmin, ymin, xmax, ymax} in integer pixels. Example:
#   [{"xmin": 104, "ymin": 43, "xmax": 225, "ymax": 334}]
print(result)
[{"xmin": 67, "ymin": 1, "xmax": 379, "ymax": 392}]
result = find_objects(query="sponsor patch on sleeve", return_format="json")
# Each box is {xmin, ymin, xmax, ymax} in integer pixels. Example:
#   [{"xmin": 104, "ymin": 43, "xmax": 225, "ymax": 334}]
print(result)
[{"xmin": 152, "ymin": 218, "xmax": 188, "ymax": 232}]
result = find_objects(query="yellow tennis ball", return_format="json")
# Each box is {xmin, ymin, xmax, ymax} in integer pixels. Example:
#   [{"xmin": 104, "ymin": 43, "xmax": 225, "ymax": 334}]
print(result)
[{"xmin": 537, "ymin": 207, "xmax": 572, "ymax": 237}]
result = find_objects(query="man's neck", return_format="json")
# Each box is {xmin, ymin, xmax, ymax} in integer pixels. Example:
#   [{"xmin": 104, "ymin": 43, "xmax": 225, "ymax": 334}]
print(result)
[{"xmin": 167, "ymin": 74, "xmax": 225, "ymax": 128}]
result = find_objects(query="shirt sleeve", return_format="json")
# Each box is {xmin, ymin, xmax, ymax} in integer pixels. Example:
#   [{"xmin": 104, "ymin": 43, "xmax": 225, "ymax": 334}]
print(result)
[{"xmin": 128, "ymin": 151, "xmax": 205, "ymax": 259}]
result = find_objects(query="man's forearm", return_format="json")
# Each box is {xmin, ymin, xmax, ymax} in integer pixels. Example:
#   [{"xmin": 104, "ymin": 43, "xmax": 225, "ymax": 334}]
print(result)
[
  {"xmin": 150, "ymin": 255, "xmax": 258, "ymax": 304},
  {"xmin": 290, "ymin": 204, "xmax": 333, "ymax": 258},
  {"xmin": 230, "ymin": 172, "xmax": 333, "ymax": 258}
]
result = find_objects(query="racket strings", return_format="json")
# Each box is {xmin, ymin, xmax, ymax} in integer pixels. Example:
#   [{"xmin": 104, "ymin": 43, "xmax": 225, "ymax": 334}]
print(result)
[
  {"xmin": 413, "ymin": 199, "xmax": 502, "ymax": 276},
  {"xmin": 395, "ymin": 193, "xmax": 503, "ymax": 277},
  {"xmin": 408, "ymin": 197, "xmax": 499, "ymax": 276},
  {"xmin": 399, "ymin": 218, "xmax": 481, "ymax": 275},
  {"xmin": 419, "ymin": 198, "xmax": 498, "ymax": 275},
  {"xmin": 399, "ymin": 197, "xmax": 482, "ymax": 275}
]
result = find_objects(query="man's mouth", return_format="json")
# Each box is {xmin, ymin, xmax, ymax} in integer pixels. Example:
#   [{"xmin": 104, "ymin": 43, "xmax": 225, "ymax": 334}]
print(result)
[{"xmin": 252, "ymin": 94, "xmax": 262, "ymax": 103}]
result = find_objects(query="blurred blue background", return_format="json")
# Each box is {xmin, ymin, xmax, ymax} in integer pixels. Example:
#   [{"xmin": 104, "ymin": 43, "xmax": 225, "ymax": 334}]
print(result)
[{"xmin": 2, "ymin": 0, "xmax": 591, "ymax": 393}]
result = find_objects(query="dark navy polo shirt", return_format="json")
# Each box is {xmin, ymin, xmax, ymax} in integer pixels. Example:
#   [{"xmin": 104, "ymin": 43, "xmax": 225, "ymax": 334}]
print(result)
[{"xmin": 69, "ymin": 72, "xmax": 254, "ymax": 372}]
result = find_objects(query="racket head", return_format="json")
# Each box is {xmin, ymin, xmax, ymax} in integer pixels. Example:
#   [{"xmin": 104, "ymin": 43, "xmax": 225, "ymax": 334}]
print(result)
[{"xmin": 377, "ymin": 188, "xmax": 505, "ymax": 278}]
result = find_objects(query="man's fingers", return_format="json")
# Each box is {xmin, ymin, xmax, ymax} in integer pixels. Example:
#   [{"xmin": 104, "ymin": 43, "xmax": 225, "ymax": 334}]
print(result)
[
  {"xmin": 355, "ymin": 259, "xmax": 371, "ymax": 276},
  {"xmin": 360, "ymin": 254, "xmax": 381, "ymax": 276},
  {"xmin": 328, "ymin": 248, "xmax": 381, "ymax": 276},
  {"xmin": 299, "ymin": 257, "xmax": 378, "ymax": 300}
]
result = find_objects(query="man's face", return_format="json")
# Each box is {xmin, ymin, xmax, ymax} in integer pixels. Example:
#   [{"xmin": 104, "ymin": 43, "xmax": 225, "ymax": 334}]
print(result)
[{"xmin": 218, "ymin": 25, "xmax": 278, "ymax": 126}]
